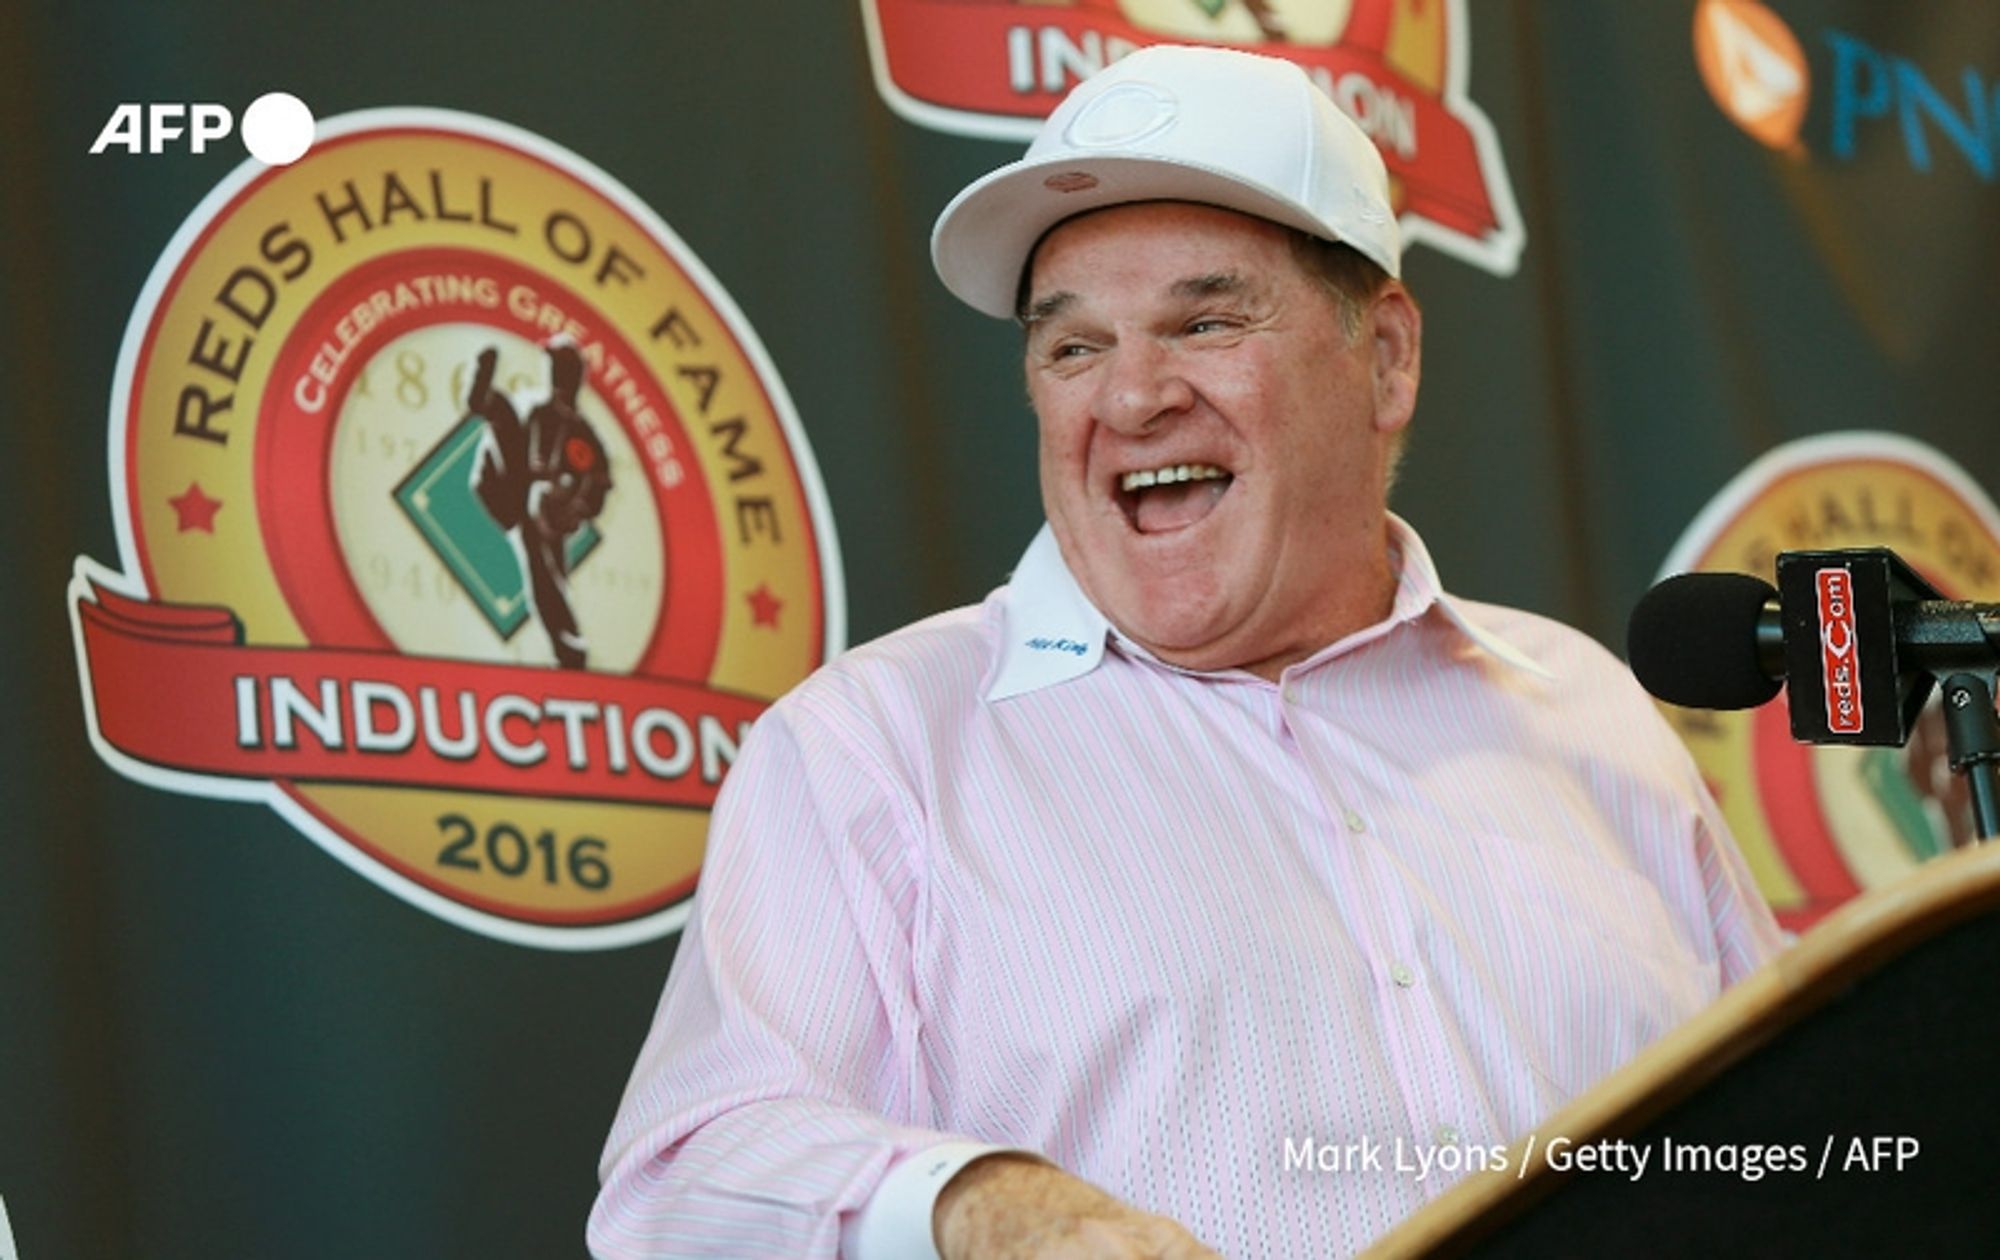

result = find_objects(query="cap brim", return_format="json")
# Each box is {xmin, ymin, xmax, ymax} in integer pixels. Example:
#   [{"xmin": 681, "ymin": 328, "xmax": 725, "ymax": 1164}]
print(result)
[{"xmin": 931, "ymin": 154, "xmax": 1351, "ymax": 320}]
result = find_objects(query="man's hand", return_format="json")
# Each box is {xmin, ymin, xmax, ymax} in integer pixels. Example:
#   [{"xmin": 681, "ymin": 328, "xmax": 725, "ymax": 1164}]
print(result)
[{"xmin": 933, "ymin": 1154, "xmax": 1222, "ymax": 1259}]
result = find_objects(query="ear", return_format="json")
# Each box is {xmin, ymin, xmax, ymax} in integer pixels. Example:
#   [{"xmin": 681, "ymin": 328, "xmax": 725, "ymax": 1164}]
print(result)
[{"xmin": 1368, "ymin": 285, "xmax": 1422, "ymax": 435}]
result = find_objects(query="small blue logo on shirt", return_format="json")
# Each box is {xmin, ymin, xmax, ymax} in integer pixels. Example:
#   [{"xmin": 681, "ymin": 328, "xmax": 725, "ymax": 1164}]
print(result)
[{"xmin": 1025, "ymin": 636, "xmax": 1089, "ymax": 656}]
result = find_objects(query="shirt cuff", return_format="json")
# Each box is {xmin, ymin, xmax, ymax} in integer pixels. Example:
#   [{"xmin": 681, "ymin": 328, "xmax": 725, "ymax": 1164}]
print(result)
[{"xmin": 840, "ymin": 1141, "xmax": 1014, "ymax": 1260}]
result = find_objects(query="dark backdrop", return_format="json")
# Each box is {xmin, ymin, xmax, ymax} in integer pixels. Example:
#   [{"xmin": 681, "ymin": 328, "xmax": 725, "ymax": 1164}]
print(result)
[{"xmin": 2, "ymin": 2, "xmax": 1994, "ymax": 1256}]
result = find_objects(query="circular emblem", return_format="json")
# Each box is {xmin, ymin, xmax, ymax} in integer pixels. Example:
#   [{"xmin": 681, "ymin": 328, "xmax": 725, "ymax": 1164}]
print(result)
[
  {"xmin": 70, "ymin": 109, "xmax": 844, "ymax": 949},
  {"xmin": 1655, "ymin": 432, "xmax": 1997, "ymax": 930}
]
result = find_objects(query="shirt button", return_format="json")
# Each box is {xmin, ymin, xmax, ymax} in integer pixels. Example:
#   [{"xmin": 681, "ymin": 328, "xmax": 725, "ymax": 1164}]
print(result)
[
  {"xmin": 1389, "ymin": 962, "xmax": 1417, "ymax": 988},
  {"xmin": 1344, "ymin": 809, "xmax": 1367, "ymax": 833},
  {"xmin": 1434, "ymin": 1125, "xmax": 1460, "ymax": 1145}
]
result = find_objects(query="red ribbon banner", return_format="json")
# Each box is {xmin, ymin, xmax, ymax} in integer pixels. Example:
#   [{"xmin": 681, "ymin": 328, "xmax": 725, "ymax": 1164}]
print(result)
[{"xmin": 73, "ymin": 579, "xmax": 766, "ymax": 808}]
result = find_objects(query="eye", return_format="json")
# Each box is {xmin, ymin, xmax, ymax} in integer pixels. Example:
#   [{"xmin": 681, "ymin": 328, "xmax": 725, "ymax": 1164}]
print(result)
[
  {"xmin": 1041, "ymin": 338, "xmax": 1099, "ymax": 365},
  {"xmin": 1185, "ymin": 315, "xmax": 1238, "ymax": 337}
]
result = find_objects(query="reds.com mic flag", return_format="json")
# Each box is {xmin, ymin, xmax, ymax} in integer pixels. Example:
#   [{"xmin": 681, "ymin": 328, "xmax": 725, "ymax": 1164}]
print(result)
[
  {"xmin": 1814, "ymin": 567, "xmax": 1864, "ymax": 734},
  {"xmin": 1775, "ymin": 549, "xmax": 1939, "ymax": 747}
]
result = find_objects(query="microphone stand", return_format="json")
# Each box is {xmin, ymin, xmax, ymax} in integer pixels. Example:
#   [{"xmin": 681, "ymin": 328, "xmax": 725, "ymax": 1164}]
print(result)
[
  {"xmin": 1902, "ymin": 598, "xmax": 2000, "ymax": 840},
  {"xmin": 1942, "ymin": 671, "xmax": 2000, "ymax": 841}
]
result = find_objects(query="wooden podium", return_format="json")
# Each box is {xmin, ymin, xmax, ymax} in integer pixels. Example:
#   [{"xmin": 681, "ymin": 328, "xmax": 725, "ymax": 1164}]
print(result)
[{"xmin": 1363, "ymin": 841, "xmax": 2000, "ymax": 1257}]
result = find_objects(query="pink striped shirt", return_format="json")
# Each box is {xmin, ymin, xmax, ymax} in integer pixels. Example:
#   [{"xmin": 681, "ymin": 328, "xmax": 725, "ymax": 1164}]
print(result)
[{"xmin": 591, "ymin": 518, "xmax": 1784, "ymax": 1258}]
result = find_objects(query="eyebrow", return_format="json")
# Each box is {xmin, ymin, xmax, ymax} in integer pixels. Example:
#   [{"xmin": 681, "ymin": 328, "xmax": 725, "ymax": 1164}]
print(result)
[
  {"xmin": 1019, "ymin": 291, "xmax": 1075, "ymax": 327},
  {"xmin": 1171, "ymin": 272, "xmax": 1249, "ymax": 300},
  {"xmin": 1019, "ymin": 272, "xmax": 1256, "ymax": 327}
]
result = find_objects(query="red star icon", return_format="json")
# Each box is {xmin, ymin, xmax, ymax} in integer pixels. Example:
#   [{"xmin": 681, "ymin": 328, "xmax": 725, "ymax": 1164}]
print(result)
[
  {"xmin": 746, "ymin": 583, "xmax": 783, "ymax": 628},
  {"xmin": 168, "ymin": 482, "xmax": 223, "ymax": 533}
]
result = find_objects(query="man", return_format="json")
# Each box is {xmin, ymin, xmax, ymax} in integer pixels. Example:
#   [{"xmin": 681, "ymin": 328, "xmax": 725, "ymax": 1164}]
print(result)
[{"xmin": 590, "ymin": 45, "xmax": 1783, "ymax": 1259}]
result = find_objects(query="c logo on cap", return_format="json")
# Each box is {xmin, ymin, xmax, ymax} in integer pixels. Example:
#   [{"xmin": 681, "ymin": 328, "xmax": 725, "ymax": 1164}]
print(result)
[{"xmin": 1063, "ymin": 82, "xmax": 1180, "ymax": 149}]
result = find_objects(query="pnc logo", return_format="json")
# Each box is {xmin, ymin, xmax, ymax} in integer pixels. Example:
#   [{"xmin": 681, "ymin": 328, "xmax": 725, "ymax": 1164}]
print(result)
[
  {"xmin": 1693, "ymin": 0, "xmax": 2000, "ymax": 178},
  {"xmin": 1692, "ymin": 0, "xmax": 1809, "ymax": 154},
  {"xmin": 90, "ymin": 92, "xmax": 317, "ymax": 165}
]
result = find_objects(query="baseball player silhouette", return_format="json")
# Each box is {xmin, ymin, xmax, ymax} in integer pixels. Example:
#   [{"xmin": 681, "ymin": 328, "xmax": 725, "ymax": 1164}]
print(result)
[{"xmin": 467, "ymin": 340, "xmax": 612, "ymax": 669}]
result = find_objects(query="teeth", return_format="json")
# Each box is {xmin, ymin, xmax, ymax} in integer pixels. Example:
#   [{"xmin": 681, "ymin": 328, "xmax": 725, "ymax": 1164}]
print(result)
[{"xmin": 1120, "ymin": 463, "xmax": 1228, "ymax": 492}]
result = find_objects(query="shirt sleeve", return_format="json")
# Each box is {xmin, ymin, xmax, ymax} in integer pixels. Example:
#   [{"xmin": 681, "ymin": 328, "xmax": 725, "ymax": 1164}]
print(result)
[
  {"xmin": 588, "ymin": 698, "xmax": 985, "ymax": 1258},
  {"xmin": 1692, "ymin": 799, "xmax": 1790, "ymax": 986},
  {"xmin": 1636, "ymin": 680, "xmax": 1789, "ymax": 987},
  {"xmin": 840, "ymin": 1142, "xmax": 1014, "ymax": 1260}
]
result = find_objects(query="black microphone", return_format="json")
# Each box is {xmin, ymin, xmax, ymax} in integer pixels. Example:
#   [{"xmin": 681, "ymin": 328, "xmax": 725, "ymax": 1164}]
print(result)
[
  {"xmin": 1627, "ymin": 571, "xmax": 1786, "ymax": 710},
  {"xmin": 1628, "ymin": 548, "xmax": 2000, "ymax": 747}
]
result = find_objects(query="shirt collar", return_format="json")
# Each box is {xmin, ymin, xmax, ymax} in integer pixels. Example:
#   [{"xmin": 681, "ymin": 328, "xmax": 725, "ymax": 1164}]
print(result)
[
  {"xmin": 984, "ymin": 524, "xmax": 1111, "ymax": 701},
  {"xmin": 1383, "ymin": 516, "xmax": 1556, "ymax": 682},
  {"xmin": 984, "ymin": 515, "xmax": 1552, "ymax": 702}
]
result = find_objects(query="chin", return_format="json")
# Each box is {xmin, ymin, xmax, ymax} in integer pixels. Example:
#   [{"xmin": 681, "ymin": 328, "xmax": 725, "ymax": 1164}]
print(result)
[{"xmin": 1110, "ymin": 596, "xmax": 1236, "ymax": 663}]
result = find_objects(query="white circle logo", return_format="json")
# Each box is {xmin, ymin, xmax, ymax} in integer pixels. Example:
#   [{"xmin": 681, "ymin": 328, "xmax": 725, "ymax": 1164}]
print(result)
[
  {"xmin": 1064, "ymin": 83, "xmax": 1179, "ymax": 149},
  {"xmin": 240, "ymin": 92, "xmax": 316, "ymax": 165}
]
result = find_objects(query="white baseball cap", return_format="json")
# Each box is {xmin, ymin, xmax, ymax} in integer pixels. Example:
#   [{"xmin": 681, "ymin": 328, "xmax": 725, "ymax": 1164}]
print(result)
[{"xmin": 931, "ymin": 43, "xmax": 1401, "ymax": 319}]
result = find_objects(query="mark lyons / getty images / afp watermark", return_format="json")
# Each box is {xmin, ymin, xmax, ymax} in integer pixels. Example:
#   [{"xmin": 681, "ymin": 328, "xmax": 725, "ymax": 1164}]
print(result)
[{"xmin": 1284, "ymin": 1132, "xmax": 1922, "ymax": 1183}]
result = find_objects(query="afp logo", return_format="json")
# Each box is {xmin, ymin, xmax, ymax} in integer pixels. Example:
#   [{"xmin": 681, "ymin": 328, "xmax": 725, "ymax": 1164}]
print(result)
[{"xmin": 89, "ymin": 92, "xmax": 316, "ymax": 165}]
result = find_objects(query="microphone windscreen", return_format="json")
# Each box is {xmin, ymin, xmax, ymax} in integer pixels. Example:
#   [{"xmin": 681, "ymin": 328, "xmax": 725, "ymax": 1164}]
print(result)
[{"xmin": 1627, "ymin": 572, "xmax": 1784, "ymax": 709}]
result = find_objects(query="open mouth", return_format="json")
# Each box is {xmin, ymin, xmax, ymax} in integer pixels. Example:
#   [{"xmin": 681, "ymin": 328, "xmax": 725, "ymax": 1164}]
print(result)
[{"xmin": 1115, "ymin": 462, "xmax": 1233, "ymax": 534}]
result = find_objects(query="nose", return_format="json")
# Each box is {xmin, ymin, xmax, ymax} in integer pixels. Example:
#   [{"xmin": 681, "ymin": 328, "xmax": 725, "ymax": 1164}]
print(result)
[{"xmin": 1093, "ymin": 336, "xmax": 1194, "ymax": 435}]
